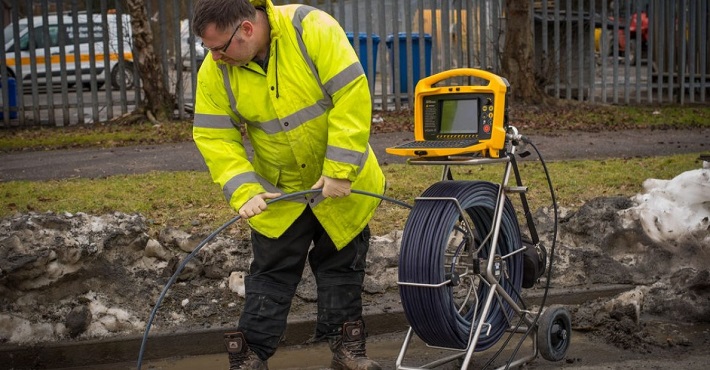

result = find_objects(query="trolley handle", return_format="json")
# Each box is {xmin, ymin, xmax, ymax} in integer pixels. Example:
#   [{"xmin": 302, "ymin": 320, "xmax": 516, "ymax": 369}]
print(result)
[{"xmin": 415, "ymin": 68, "xmax": 510, "ymax": 93}]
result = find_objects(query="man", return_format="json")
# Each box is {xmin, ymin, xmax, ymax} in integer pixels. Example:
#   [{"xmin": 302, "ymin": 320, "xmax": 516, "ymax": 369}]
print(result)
[{"xmin": 191, "ymin": 1, "xmax": 386, "ymax": 369}]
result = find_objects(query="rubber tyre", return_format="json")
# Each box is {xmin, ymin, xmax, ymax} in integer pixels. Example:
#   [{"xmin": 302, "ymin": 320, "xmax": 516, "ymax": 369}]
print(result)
[
  {"xmin": 537, "ymin": 305, "xmax": 571, "ymax": 362},
  {"xmin": 111, "ymin": 62, "xmax": 135, "ymax": 90}
]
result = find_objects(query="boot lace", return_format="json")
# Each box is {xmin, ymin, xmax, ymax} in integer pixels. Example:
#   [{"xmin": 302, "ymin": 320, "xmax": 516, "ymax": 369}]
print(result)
[
  {"xmin": 228, "ymin": 350, "xmax": 263, "ymax": 370},
  {"xmin": 341, "ymin": 337, "xmax": 367, "ymax": 358}
]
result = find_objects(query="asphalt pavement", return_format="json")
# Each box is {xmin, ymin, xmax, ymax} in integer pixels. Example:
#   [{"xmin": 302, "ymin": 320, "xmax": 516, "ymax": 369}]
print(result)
[{"xmin": 1, "ymin": 128, "xmax": 708, "ymax": 182}]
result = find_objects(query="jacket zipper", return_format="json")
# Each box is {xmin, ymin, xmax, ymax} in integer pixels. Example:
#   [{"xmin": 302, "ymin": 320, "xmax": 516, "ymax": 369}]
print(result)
[{"xmin": 274, "ymin": 39, "xmax": 279, "ymax": 98}]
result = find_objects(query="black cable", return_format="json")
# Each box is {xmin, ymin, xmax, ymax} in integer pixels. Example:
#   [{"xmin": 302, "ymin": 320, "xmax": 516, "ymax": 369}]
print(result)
[
  {"xmin": 479, "ymin": 277, "xmax": 527, "ymax": 370},
  {"xmin": 498, "ymin": 136, "xmax": 559, "ymax": 369},
  {"xmin": 398, "ymin": 180, "xmax": 523, "ymax": 351},
  {"xmin": 136, "ymin": 189, "xmax": 411, "ymax": 370}
]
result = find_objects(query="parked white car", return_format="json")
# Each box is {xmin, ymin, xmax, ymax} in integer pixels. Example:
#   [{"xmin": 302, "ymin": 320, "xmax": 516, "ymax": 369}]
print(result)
[
  {"xmin": 2, "ymin": 12, "xmax": 135, "ymax": 89},
  {"xmin": 180, "ymin": 19, "xmax": 205, "ymax": 70}
]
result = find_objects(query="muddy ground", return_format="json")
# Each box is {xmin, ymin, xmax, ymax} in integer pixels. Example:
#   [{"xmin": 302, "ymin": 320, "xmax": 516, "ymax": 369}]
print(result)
[{"xmin": 1, "ymin": 201, "xmax": 708, "ymax": 369}]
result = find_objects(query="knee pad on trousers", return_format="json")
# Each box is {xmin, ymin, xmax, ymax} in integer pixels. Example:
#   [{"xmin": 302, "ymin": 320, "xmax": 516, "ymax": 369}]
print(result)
[
  {"xmin": 239, "ymin": 277, "xmax": 298, "ymax": 359},
  {"xmin": 315, "ymin": 281, "xmax": 364, "ymax": 338}
]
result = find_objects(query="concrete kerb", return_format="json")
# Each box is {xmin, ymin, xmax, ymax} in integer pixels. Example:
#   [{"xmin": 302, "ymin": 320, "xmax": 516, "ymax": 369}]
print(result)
[
  {"xmin": 0, "ymin": 284, "xmax": 635, "ymax": 369},
  {"xmin": 0, "ymin": 310, "xmax": 410, "ymax": 369}
]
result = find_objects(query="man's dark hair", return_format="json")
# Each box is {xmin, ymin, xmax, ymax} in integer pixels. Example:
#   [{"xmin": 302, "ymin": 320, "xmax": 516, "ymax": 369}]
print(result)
[{"xmin": 192, "ymin": 0, "xmax": 257, "ymax": 36}]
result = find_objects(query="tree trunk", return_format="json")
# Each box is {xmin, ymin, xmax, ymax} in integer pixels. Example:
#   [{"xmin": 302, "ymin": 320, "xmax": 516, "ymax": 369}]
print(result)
[
  {"xmin": 501, "ymin": 0, "xmax": 555, "ymax": 105},
  {"xmin": 126, "ymin": 0, "xmax": 175, "ymax": 122}
]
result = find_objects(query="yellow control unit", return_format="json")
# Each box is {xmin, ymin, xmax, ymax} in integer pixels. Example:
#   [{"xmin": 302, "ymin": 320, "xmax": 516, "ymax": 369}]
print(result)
[{"xmin": 386, "ymin": 68, "xmax": 509, "ymax": 158}]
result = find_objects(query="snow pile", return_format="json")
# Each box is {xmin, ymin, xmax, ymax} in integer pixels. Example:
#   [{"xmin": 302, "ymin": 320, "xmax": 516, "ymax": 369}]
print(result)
[{"xmin": 622, "ymin": 168, "xmax": 710, "ymax": 245}]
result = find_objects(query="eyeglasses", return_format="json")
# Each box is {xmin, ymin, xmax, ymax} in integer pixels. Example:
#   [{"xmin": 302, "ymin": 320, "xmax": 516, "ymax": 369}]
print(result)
[{"xmin": 201, "ymin": 22, "xmax": 241, "ymax": 53}]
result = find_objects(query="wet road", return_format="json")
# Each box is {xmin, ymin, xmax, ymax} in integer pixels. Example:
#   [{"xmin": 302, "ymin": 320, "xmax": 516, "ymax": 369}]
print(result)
[
  {"xmin": 57, "ymin": 322, "xmax": 710, "ymax": 370},
  {"xmin": 49, "ymin": 286, "xmax": 710, "ymax": 369}
]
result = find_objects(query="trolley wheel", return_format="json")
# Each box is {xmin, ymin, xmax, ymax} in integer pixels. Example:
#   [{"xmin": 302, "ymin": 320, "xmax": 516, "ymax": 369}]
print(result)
[{"xmin": 537, "ymin": 305, "xmax": 571, "ymax": 361}]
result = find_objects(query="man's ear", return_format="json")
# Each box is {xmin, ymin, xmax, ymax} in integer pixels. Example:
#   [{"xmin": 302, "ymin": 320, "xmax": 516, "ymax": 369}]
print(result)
[{"xmin": 241, "ymin": 20, "xmax": 255, "ymax": 37}]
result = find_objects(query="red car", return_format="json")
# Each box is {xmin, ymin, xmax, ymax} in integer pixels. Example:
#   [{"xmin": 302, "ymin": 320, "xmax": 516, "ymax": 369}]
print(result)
[{"xmin": 595, "ymin": 0, "xmax": 649, "ymax": 64}]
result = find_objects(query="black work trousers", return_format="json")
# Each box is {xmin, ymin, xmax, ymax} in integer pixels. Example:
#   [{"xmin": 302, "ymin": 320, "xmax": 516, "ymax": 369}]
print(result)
[{"xmin": 238, "ymin": 206, "xmax": 370, "ymax": 360}]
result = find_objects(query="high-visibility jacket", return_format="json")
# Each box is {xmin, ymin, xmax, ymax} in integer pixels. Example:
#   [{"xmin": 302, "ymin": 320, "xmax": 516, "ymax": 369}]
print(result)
[{"xmin": 193, "ymin": 0, "xmax": 385, "ymax": 249}]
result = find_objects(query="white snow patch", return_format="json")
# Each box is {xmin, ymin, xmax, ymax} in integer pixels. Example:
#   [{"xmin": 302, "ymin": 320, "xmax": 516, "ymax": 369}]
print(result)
[
  {"xmin": 622, "ymin": 169, "xmax": 710, "ymax": 244},
  {"xmin": 229, "ymin": 271, "xmax": 246, "ymax": 298},
  {"xmin": 0, "ymin": 314, "xmax": 56, "ymax": 344}
]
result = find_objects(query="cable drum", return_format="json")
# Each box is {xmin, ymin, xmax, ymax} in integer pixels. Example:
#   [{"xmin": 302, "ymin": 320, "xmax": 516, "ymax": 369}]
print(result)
[{"xmin": 398, "ymin": 180, "xmax": 523, "ymax": 350}]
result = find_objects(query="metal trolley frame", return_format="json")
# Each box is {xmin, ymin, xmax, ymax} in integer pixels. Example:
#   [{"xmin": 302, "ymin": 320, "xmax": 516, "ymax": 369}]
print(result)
[{"xmin": 394, "ymin": 127, "xmax": 571, "ymax": 370}]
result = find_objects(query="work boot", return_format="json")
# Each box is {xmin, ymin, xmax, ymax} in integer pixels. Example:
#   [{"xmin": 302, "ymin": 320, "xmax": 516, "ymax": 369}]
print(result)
[
  {"xmin": 329, "ymin": 320, "xmax": 382, "ymax": 370},
  {"xmin": 224, "ymin": 332, "xmax": 269, "ymax": 370}
]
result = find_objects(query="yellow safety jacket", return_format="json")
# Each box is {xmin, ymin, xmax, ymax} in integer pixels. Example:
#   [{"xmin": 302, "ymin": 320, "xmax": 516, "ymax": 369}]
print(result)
[{"xmin": 193, "ymin": 0, "xmax": 385, "ymax": 249}]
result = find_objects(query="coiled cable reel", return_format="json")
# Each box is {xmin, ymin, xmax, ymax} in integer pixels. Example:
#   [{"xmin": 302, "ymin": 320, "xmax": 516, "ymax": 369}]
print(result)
[{"xmin": 398, "ymin": 180, "xmax": 523, "ymax": 351}]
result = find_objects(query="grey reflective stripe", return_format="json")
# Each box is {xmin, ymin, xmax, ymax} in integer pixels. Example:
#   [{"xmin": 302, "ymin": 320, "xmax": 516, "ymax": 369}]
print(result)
[
  {"xmin": 360, "ymin": 146, "xmax": 370, "ymax": 172},
  {"xmin": 303, "ymin": 100, "xmax": 330, "ymax": 121},
  {"xmin": 326, "ymin": 145, "xmax": 364, "ymax": 166},
  {"xmin": 246, "ymin": 118, "xmax": 283, "ymax": 134},
  {"xmin": 292, "ymin": 6, "xmax": 333, "ymax": 108},
  {"xmin": 308, "ymin": 143, "xmax": 368, "ymax": 206},
  {"xmin": 245, "ymin": 100, "xmax": 328, "ymax": 134},
  {"xmin": 281, "ymin": 101, "xmax": 326, "ymax": 132},
  {"xmin": 194, "ymin": 113, "xmax": 237, "ymax": 128},
  {"xmin": 223, "ymin": 171, "xmax": 283, "ymax": 202},
  {"xmin": 223, "ymin": 172, "xmax": 258, "ymax": 202},
  {"xmin": 324, "ymin": 62, "xmax": 364, "ymax": 97},
  {"xmin": 325, "ymin": 144, "xmax": 370, "ymax": 175},
  {"xmin": 220, "ymin": 63, "xmax": 249, "ymax": 125},
  {"xmin": 309, "ymin": 193, "xmax": 325, "ymax": 207}
]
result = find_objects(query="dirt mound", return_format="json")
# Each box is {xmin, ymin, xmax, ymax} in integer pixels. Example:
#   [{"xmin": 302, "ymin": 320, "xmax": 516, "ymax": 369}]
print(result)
[{"xmin": 0, "ymin": 212, "xmax": 402, "ymax": 345}]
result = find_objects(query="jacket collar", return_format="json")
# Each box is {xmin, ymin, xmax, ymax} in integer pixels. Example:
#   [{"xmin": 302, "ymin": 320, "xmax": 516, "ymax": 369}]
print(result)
[{"xmin": 251, "ymin": 0, "xmax": 280, "ymax": 39}]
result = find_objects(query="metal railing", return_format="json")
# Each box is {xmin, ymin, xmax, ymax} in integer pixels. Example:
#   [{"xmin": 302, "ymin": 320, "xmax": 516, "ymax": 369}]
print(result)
[
  {"xmin": 534, "ymin": 0, "xmax": 709, "ymax": 104},
  {"xmin": 1, "ymin": 0, "xmax": 707, "ymax": 128}
]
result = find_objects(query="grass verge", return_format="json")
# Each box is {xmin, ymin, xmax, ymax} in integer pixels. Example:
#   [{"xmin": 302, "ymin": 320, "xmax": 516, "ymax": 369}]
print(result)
[
  {"xmin": 2, "ymin": 103, "xmax": 710, "ymax": 152},
  {"xmin": 1, "ymin": 153, "xmax": 702, "ymax": 237}
]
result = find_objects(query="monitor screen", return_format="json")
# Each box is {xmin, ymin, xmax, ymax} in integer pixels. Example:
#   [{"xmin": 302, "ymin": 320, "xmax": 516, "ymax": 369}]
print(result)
[{"xmin": 439, "ymin": 99, "xmax": 479, "ymax": 134}]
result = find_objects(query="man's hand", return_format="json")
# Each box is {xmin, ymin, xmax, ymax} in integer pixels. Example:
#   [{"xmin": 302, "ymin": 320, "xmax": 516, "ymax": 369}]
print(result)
[
  {"xmin": 311, "ymin": 176, "xmax": 351, "ymax": 198},
  {"xmin": 238, "ymin": 192, "xmax": 282, "ymax": 219}
]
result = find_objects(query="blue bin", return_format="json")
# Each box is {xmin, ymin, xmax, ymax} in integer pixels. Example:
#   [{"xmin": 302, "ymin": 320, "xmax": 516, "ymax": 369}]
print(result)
[
  {"xmin": 0, "ymin": 77, "xmax": 18, "ymax": 119},
  {"xmin": 386, "ymin": 33, "xmax": 432, "ymax": 93},
  {"xmin": 346, "ymin": 32, "xmax": 380, "ymax": 80}
]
